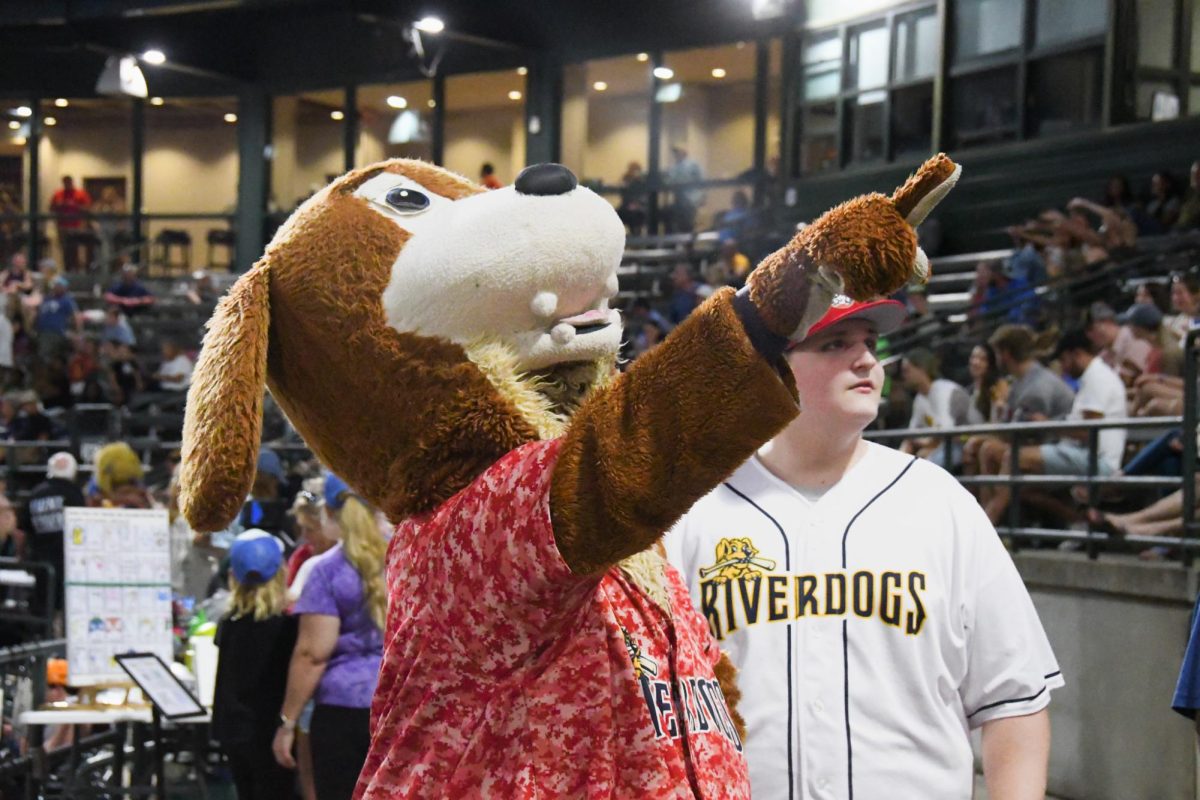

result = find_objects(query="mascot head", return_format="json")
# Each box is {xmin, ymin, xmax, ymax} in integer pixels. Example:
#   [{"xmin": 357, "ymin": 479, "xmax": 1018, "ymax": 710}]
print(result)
[{"xmin": 180, "ymin": 160, "xmax": 625, "ymax": 531}]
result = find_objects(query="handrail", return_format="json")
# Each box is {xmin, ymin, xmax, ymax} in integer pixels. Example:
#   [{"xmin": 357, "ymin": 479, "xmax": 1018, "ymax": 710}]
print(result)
[{"xmin": 1183, "ymin": 330, "xmax": 1198, "ymax": 566}]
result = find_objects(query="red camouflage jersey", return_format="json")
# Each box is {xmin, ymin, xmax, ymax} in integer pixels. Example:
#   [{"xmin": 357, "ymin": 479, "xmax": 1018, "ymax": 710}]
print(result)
[{"xmin": 354, "ymin": 439, "xmax": 750, "ymax": 799}]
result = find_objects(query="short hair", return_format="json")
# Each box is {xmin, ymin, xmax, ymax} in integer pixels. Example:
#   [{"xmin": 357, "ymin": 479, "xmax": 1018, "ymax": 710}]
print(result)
[
  {"xmin": 901, "ymin": 347, "xmax": 939, "ymax": 379},
  {"xmin": 988, "ymin": 324, "xmax": 1036, "ymax": 362},
  {"xmin": 1054, "ymin": 327, "xmax": 1095, "ymax": 357}
]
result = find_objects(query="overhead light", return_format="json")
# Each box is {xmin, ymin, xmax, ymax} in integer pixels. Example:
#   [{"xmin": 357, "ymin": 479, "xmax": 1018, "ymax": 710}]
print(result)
[
  {"xmin": 386, "ymin": 95, "xmax": 408, "ymax": 109},
  {"xmin": 223, "ymin": 113, "xmax": 237, "ymax": 123},
  {"xmin": 414, "ymin": 16, "xmax": 444, "ymax": 33},
  {"xmin": 636, "ymin": 53, "xmax": 649, "ymax": 62},
  {"xmin": 653, "ymin": 66, "xmax": 674, "ymax": 80},
  {"xmin": 711, "ymin": 68, "xmax": 727, "ymax": 78},
  {"xmin": 141, "ymin": 49, "xmax": 166, "ymax": 65},
  {"xmin": 655, "ymin": 82, "xmax": 683, "ymax": 103},
  {"xmin": 427, "ymin": 99, "xmax": 437, "ymax": 108},
  {"xmin": 12, "ymin": 136, "xmax": 25, "ymax": 146},
  {"xmin": 593, "ymin": 81, "xmax": 608, "ymax": 91},
  {"xmin": 517, "ymin": 66, "xmax": 528, "ymax": 76},
  {"xmin": 508, "ymin": 90, "xmax": 522, "ymax": 101},
  {"xmin": 54, "ymin": 98, "xmax": 68, "ymax": 108},
  {"xmin": 150, "ymin": 96, "xmax": 164, "ymax": 106},
  {"xmin": 43, "ymin": 117, "xmax": 56, "ymax": 126},
  {"xmin": 14, "ymin": 106, "xmax": 32, "ymax": 118},
  {"xmin": 7, "ymin": 121, "xmax": 18, "ymax": 130},
  {"xmin": 330, "ymin": 110, "xmax": 345, "ymax": 121},
  {"xmin": 96, "ymin": 55, "xmax": 148, "ymax": 98},
  {"xmin": 388, "ymin": 109, "xmax": 429, "ymax": 144}
]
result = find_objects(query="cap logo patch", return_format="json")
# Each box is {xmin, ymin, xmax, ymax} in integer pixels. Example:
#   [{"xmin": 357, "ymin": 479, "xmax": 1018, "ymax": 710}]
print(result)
[{"xmin": 831, "ymin": 294, "xmax": 853, "ymax": 308}]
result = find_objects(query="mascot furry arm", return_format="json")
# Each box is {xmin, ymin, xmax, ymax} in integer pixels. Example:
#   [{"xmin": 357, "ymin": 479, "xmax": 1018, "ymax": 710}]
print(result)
[{"xmin": 179, "ymin": 155, "xmax": 958, "ymax": 799}]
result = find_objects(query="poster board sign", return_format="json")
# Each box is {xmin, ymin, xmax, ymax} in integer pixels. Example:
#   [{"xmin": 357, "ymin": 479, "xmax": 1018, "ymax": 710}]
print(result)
[
  {"xmin": 63, "ymin": 508, "xmax": 173, "ymax": 686},
  {"xmin": 115, "ymin": 653, "xmax": 205, "ymax": 719}
]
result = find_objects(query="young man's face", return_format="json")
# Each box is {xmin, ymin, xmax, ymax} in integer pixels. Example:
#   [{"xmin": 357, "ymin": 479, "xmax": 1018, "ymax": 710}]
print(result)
[{"xmin": 786, "ymin": 318, "xmax": 884, "ymax": 429}]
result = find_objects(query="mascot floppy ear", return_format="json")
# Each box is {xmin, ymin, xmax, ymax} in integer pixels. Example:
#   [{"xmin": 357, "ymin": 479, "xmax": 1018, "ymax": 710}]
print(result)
[
  {"xmin": 178, "ymin": 261, "xmax": 271, "ymax": 532},
  {"xmin": 891, "ymin": 152, "xmax": 961, "ymax": 228}
]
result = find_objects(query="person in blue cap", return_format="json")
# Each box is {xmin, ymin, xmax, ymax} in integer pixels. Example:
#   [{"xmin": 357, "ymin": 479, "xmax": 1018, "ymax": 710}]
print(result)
[
  {"xmin": 212, "ymin": 529, "xmax": 298, "ymax": 800},
  {"xmin": 237, "ymin": 448, "xmax": 295, "ymax": 549}
]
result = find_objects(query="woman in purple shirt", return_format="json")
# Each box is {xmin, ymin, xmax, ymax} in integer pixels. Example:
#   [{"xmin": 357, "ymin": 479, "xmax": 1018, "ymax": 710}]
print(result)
[{"xmin": 273, "ymin": 473, "xmax": 387, "ymax": 799}]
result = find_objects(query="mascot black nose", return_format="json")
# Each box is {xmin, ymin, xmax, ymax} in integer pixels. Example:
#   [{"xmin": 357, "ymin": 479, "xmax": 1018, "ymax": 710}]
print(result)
[{"xmin": 514, "ymin": 163, "xmax": 578, "ymax": 196}]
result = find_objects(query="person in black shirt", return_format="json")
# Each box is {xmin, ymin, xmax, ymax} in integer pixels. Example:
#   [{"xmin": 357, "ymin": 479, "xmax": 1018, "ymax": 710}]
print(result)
[
  {"xmin": 212, "ymin": 530, "xmax": 298, "ymax": 800},
  {"xmin": 24, "ymin": 452, "xmax": 85, "ymax": 612}
]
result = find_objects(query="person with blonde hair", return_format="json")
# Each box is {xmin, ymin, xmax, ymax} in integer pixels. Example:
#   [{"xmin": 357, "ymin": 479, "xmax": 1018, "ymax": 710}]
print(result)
[
  {"xmin": 212, "ymin": 530, "xmax": 298, "ymax": 799},
  {"xmin": 273, "ymin": 473, "xmax": 386, "ymax": 800}
]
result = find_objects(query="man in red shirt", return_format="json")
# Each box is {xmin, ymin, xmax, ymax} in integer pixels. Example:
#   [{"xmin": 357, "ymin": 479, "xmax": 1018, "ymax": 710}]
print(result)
[{"xmin": 49, "ymin": 176, "xmax": 92, "ymax": 271}]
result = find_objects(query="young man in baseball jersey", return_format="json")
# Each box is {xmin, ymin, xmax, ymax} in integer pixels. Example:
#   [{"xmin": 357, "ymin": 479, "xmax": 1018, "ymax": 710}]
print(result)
[{"xmin": 664, "ymin": 296, "xmax": 1062, "ymax": 799}]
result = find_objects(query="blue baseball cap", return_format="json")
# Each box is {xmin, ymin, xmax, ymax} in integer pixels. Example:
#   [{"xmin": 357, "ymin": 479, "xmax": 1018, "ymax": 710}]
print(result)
[
  {"xmin": 256, "ymin": 449, "xmax": 286, "ymax": 484},
  {"xmin": 229, "ymin": 529, "xmax": 284, "ymax": 584},
  {"xmin": 322, "ymin": 471, "xmax": 351, "ymax": 511}
]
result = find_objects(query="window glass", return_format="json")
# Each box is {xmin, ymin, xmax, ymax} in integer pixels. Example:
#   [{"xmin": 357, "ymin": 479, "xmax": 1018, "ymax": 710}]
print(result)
[
  {"xmin": 950, "ymin": 66, "xmax": 1019, "ymax": 147},
  {"xmin": 803, "ymin": 31, "xmax": 843, "ymax": 100},
  {"xmin": 1136, "ymin": 0, "xmax": 1176, "ymax": 70},
  {"xmin": 1035, "ymin": 0, "xmax": 1108, "ymax": 49},
  {"xmin": 847, "ymin": 22, "xmax": 890, "ymax": 90},
  {"xmin": 955, "ymin": 0, "xmax": 1022, "ymax": 62},
  {"xmin": 799, "ymin": 101, "xmax": 838, "ymax": 173},
  {"xmin": 1027, "ymin": 49, "xmax": 1103, "ymax": 135},
  {"xmin": 444, "ymin": 70, "xmax": 526, "ymax": 188},
  {"xmin": 356, "ymin": 81, "xmax": 434, "ymax": 168},
  {"xmin": 894, "ymin": 9, "xmax": 939, "ymax": 82},
  {"xmin": 891, "ymin": 82, "xmax": 933, "ymax": 158},
  {"xmin": 844, "ymin": 90, "xmax": 886, "ymax": 163}
]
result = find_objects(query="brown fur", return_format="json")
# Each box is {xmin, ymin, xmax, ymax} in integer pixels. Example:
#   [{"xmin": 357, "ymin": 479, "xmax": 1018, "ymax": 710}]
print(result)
[
  {"xmin": 550, "ymin": 287, "xmax": 799, "ymax": 575},
  {"xmin": 181, "ymin": 160, "xmax": 536, "ymax": 531},
  {"xmin": 745, "ymin": 154, "xmax": 959, "ymax": 337},
  {"xmin": 713, "ymin": 651, "xmax": 746, "ymax": 742}
]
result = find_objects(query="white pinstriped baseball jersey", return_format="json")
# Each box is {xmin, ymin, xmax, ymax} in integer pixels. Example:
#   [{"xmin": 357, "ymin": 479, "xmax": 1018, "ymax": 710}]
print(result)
[{"xmin": 663, "ymin": 441, "xmax": 1063, "ymax": 800}]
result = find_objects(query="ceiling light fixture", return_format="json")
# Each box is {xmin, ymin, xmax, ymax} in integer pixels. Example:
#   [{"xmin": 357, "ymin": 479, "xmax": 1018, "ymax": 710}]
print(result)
[
  {"xmin": 636, "ymin": 53, "xmax": 649, "ymax": 62},
  {"xmin": 652, "ymin": 66, "xmax": 674, "ymax": 80},
  {"xmin": 593, "ymin": 81, "xmax": 608, "ymax": 91},
  {"xmin": 414, "ymin": 16, "xmax": 445, "ymax": 33},
  {"xmin": 54, "ymin": 98, "xmax": 68, "ymax": 108},
  {"xmin": 517, "ymin": 66, "xmax": 528, "ymax": 75},
  {"xmin": 96, "ymin": 55, "xmax": 148, "ymax": 98},
  {"xmin": 7, "ymin": 121, "xmax": 19, "ymax": 130},
  {"xmin": 508, "ymin": 90, "xmax": 522, "ymax": 101},
  {"xmin": 150, "ymin": 96, "xmax": 164, "ymax": 106},
  {"xmin": 223, "ymin": 112, "xmax": 237, "ymax": 123},
  {"xmin": 330, "ymin": 110, "xmax": 345, "ymax": 120},
  {"xmin": 427, "ymin": 99, "xmax": 437, "ymax": 108},
  {"xmin": 44, "ymin": 117, "xmax": 56, "ymax": 126},
  {"xmin": 386, "ymin": 95, "xmax": 408, "ymax": 109},
  {"xmin": 711, "ymin": 67, "xmax": 727, "ymax": 78},
  {"xmin": 14, "ymin": 106, "xmax": 31, "ymax": 118},
  {"xmin": 12, "ymin": 136, "xmax": 25, "ymax": 146},
  {"xmin": 141, "ymin": 49, "xmax": 166, "ymax": 65}
]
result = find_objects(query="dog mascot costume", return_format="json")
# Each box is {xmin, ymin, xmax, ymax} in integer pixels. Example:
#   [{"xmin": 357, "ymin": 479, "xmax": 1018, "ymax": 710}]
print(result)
[{"xmin": 179, "ymin": 154, "xmax": 959, "ymax": 798}]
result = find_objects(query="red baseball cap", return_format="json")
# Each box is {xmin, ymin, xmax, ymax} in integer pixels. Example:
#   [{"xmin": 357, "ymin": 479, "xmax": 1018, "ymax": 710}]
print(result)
[{"xmin": 805, "ymin": 294, "xmax": 907, "ymax": 338}]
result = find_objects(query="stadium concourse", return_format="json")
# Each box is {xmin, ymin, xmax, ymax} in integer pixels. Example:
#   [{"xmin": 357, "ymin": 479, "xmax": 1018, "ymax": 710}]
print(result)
[{"xmin": 0, "ymin": 1, "xmax": 1197, "ymax": 799}]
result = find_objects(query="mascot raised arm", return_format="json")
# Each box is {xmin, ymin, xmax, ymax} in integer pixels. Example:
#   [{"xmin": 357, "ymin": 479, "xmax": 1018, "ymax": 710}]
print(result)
[{"xmin": 180, "ymin": 155, "xmax": 958, "ymax": 798}]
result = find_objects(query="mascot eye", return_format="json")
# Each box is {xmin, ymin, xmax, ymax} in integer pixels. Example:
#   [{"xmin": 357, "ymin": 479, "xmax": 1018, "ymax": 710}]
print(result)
[{"xmin": 384, "ymin": 187, "xmax": 431, "ymax": 213}]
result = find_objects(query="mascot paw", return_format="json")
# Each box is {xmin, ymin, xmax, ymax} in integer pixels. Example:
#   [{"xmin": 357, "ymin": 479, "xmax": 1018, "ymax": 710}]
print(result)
[{"xmin": 746, "ymin": 153, "xmax": 960, "ymax": 341}]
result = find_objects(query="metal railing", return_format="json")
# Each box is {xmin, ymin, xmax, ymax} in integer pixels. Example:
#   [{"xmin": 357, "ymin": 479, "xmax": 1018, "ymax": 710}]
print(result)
[{"xmin": 866, "ymin": 414, "xmax": 1191, "ymax": 561}]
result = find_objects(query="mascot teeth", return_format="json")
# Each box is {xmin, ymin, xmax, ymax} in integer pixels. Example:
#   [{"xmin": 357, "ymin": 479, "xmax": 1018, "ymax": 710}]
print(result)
[{"xmin": 551, "ymin": 323, "xmax": 575, "ymax": 345}]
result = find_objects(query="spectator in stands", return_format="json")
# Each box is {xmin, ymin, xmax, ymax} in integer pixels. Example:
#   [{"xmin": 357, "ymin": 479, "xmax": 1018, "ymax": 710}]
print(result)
[
  {"xmin": 25, "ymin": 452, "xmax": 84, "ymax": 613},
  {"xmin": 151, "ymin": 339, "xmax": 193, "ymax": 394},
  {"xmin": 0, "ymin": 494, "xmax": 25, "ymax": 560},
  {"xmin": 703, "ymin": 239, "xmax": 750, "ymax": 288},
  {"xmin": 965, "ymin": 342, "xmax": 1006, "ymax": 426},
  {"xmin": 49, "ymin": 176, "xmax": 91, "ymax": 272},
  {"xmin": 33, "ymin": 277, "xmax": 79, "ymax": 360},
  {"xmin": 978, "ymin": 328, "xmax": 1127, "ymax": 525},
  {"xmin": 1135, "ymin": 281, "xmax": 1171, "ymax": 315},
  {"xmin": 1086, "ymin": 301, "xmax": 1157, "ymax": 385},
  {"xmin": 1132, "ymin": 272, "xmax": 1200, "ymax": 416},
  {"xmin": 2, "ymin": 253, "xmax": 35, "ymax": 315},
  {"xmin": 962, "ymin": 325, "xmax": 1075, "ymax": 498},
  {"xmin": 88, "ymin": 441, "xmax": 153, "ymax": 509},
  {"xmin": 616, "ymin": 162, "xmax": 648, "ymax": 236},
  {"xmin": 184, "ymin": 269, "xmax": 219, "ymax": 306},
  {"xmin": 0, "ymin": 305, "xmax": 12, "ymax": 389},
  {"xmin": 971, "ymin": 259, "xmax": 1039, "ymax": 325},
  {"xmin": 665, "ymin": 145, "xmax": 705, "ymax": 233},
  {"xmin": 8, "ymin": 389, "xmax": 54, "ymax": 444},
  {"xmin": 101, "ymin": 305, "xmax": 136, "ymax": 348},
  {"xmin": 1062, "ymin": 198, "xmax": 1138, "ymax": 262},
  {"xmin": 479, "ymin": 163, "xmax": 502, "ymax": 190},
  {"xmin": 1102, "ymin": 174, "xmax": 1136, "ymax": 212},
  {"xmin": 1174, "ymin": 160, "xmax": 1200, "ymax": 232},
  {"xmin": 213, "ymin": 531, "xmax": 298, "ymax": 800},
  {"xmin": 90, "ymin": 186, "xmax": 127, "ymax": 272},
  {"xmin": 238, "ymin": 449, "xmax": 296, "ymax": 550},
  {"xmin": 1145, "ymin": 170, "xmax": 1182, "ymax": 232},
  {"xmin": 273, "ymin": 474, "xmax": 386, "ymax": 800},
  {"xmin": 104, "ymin": 263, "xmax": 155, "ymax": 314},
  {"xmin": 666, "ymin": 263, "xmax": 703, "ymax": 324},
  {"xmin": 905, "ymin": 284, "xmax": 939, "ymax": 337},
  {"xmin": 713, "ymin": 190, "xmax": 753, "ymax": 243},
  {"xmin": 897, "ymin": 348, "xmax": 971, "ymax": 469},
  {"xmin": 1089, "ymin": 476, "xmax": 1200, "ymax": 553},
  {"xmin": 166, "ymin": 471, "xmax": 218, "ymax": 599},
  {"xmin": 103, "ymin": 340, "xmax": 144, "ymax": 408}
]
